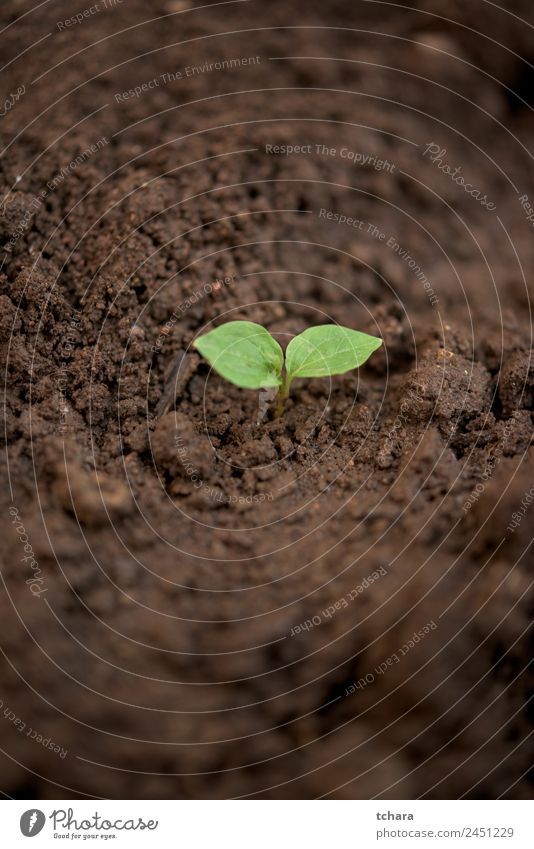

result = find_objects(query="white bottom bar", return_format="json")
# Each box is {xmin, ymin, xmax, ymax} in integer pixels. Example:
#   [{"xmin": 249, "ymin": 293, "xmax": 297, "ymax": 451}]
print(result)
[{"xmin": 1, "ymin": 800, "xmax": 532, "ymax": 848}]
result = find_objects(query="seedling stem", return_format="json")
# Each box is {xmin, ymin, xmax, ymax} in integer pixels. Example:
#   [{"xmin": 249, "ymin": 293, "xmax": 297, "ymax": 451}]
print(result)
[{"xmin": 274, "ymin": 375, "xmax": 292, "ymax": 417}]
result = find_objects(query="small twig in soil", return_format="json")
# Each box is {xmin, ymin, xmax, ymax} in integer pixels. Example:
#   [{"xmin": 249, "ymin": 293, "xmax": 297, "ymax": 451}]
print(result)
[{"xmin": 155, "ymin": 350, "xmax": 199, "ymax": 418}]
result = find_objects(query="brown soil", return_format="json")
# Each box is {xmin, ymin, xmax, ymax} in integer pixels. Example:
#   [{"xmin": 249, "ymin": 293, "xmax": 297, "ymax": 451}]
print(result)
[{"xmin": 1, "ymin": 0, "xmax": 533, "ymax": 799}]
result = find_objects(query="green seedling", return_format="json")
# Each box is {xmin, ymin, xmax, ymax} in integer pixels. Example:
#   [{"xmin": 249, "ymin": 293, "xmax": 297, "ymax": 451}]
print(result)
[{"xmin": 193, "ymin": 320, "xmax": 382, "ymax": 416}]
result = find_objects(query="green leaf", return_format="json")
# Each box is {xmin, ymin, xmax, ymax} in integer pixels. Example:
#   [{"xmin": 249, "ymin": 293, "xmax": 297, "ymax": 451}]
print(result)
[
  {"xmin": 193, "ymin": 321, "xmax": 283, "ymax": 389},
  {"xmin": 285, "ymin": 324, "xmax": 382, "ymax": 380}
]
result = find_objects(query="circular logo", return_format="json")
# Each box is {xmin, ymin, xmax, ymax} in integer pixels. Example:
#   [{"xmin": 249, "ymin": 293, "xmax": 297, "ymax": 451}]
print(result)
[{"xmin": 20, "ymin": 810, "xmax": 46, "ymax": 837}]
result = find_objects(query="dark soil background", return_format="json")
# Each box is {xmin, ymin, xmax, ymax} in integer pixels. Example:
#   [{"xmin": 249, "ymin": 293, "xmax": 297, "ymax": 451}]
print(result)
[{"xmin": 1, "ymin": 0, "xmax": 533, "ymax": 799}]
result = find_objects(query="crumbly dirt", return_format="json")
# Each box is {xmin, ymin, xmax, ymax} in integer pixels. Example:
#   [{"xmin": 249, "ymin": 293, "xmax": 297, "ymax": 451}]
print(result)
[{"xmin": 0, "ymin": 0, "xmax": 533, "ymax": 799}]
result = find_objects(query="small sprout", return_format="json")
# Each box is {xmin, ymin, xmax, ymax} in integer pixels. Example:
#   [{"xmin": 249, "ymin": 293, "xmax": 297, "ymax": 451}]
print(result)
[{"xmin": 193, "ymin": 320, "xmax": 382, "ymax": 416}]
